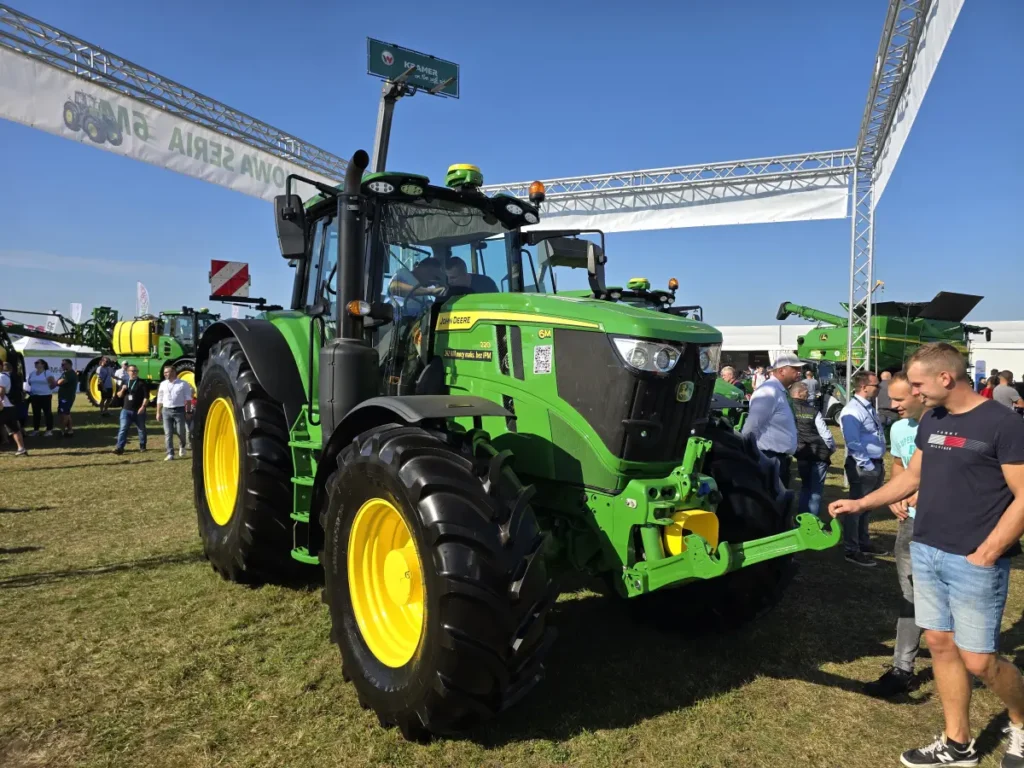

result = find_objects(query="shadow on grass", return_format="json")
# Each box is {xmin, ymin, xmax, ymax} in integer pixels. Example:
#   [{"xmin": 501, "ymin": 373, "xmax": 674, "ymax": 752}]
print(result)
[
  {"xmin": 11, "ymin": 460, "xmax": 141, "ymax": 472},
  {"xmin": 0, "ymin": 505, "xmax": 55, "ymax": 514},
  {"xmin": 470, "ymin": 547, "xmax": 934, "ymax": 746},
  {"xmin": 0, "ymin": 551, "xmax": 205, "ymax": 589},
  {"xmin": 0, "ymin": 546, "xmax": 43, "ymax": 555}
]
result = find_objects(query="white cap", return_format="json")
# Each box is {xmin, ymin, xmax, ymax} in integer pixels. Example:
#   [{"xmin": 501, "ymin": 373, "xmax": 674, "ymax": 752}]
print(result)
[{"xmin": 771, "ymin": 351, "xmax": 803, "ymax": 369}]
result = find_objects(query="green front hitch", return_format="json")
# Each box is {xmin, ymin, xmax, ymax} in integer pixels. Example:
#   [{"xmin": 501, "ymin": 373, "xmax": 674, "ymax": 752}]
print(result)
[{"xmin": 623, "ymin": 513, "xmax": 842, "ymax": 597}]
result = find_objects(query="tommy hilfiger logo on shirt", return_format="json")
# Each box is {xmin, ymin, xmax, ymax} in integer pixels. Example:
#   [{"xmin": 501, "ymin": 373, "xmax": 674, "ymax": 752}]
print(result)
[{"xmin": 927, "ymin": 431, "xmax": 988, "ymax": 453}]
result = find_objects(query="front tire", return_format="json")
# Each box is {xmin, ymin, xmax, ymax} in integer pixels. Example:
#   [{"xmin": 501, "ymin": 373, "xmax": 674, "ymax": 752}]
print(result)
[
  {"xmin": 321, "ymin": 425, "xmax": 556, "ymax": 740},
  {"xmin": 82, "ymin": 115, "xmax": 103, "ymax": 143},
  {"xmin": 192, "ymin": 338, "xmax": 294, "ymax": 583}
]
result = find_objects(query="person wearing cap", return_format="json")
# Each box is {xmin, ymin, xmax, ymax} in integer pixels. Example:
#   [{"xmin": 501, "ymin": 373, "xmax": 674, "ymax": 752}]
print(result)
[
  {"xmin": 839, "ymin": 369, "xmax": 887, "ymax": 567},
  {"xmin": 741, "ymin": 351, "xmax": 803, "ymax": 487}
]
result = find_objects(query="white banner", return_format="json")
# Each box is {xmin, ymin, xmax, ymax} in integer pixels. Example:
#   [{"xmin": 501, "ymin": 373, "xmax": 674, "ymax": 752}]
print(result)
[
  {"xmin": 873, "ymin": 0, "xmax": 965, "ymax": 204},
  {"xmin": 70, "ymin": 303, "xmax": 83, "ymax": 324},
  {"xmin": 43, "ymin": 315, "xmax": 60, "ymax": 334},
  {"xmin": 525, "ymin": 179, "xmax": 850, "ymax": 234},
  {"xmin": 0, "ymin": 47, "xmax": 339, "ymax": 203},
  {"xmin": 137, "ymin": 282, "xmax": 150, "ymax": 317},
  {"xmin": 231, "ymin": 304, "xmax": 240, "ymax": 319}
]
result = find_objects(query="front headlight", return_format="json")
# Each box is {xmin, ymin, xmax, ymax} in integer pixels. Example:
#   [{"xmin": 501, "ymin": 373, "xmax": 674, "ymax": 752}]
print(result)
[
  {"xmin": 699, "ymin": 343, "xmax": 721, "ymax": 374},
  {"xmin": 612, "ymin": 337, "xmax": 682, "ymax": 374}
]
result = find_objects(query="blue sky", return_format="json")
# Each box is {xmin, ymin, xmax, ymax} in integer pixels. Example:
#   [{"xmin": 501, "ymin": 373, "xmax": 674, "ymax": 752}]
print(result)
[{"xmin": 1, "ymin": 0, "xmax": 1021, "ymax": 328}]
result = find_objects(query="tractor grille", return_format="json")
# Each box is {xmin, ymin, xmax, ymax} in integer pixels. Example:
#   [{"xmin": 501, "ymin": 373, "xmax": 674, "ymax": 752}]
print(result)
[{"xmin": 554, "ymin": 329, "xmax": 715, "ymax": 464}]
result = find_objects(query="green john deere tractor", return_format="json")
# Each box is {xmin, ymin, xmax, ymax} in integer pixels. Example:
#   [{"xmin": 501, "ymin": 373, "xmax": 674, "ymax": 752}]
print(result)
[
  {"xmin": 63, "ymin": 91, "xmax": 123, "ymax": 146},
  {"xmin": 79, "ymin": 306, "xmax": 218, "ymax": 405},
  {"xmin": 192, "ymin": 154, "xmax": 840, "ymax": 740}
]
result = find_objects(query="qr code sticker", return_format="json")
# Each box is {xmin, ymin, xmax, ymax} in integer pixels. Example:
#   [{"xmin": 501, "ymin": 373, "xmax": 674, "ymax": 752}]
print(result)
[{"xmin": 533, "ymin": 345, "xmax": 552, "ymax": 375}]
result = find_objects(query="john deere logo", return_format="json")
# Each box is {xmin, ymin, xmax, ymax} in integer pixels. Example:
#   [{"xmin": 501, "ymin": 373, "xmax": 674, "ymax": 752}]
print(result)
[
  {"xmin": 381, "ymin": 50, "xmax": 395, "ymax": 66},
  {"xmin": 676, "ymin": 381, "xmax": 694, "ymax": 403},
  {"xmin": 819, "ymin": 333, "xmax": 828, "ymax": 341}
]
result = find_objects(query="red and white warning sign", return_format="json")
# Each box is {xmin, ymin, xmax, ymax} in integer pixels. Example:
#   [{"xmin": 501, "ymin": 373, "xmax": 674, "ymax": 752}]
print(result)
[{"xmin": 209, "ymin": 260, "xmax": 251, "ymax": 298}]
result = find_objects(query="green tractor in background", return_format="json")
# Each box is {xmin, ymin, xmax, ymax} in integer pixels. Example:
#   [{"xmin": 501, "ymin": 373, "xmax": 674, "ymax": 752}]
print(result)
[
  {"xmin": 62, "ymin": 90, "xmax": 123, "ymax": 146},
  {"xmin": 191, "ymin": 153, "xmax": 839, "ymax": 740},
  {"xmin": 81, "ymin": 306, "xmax": 218, "ymax": 404}
]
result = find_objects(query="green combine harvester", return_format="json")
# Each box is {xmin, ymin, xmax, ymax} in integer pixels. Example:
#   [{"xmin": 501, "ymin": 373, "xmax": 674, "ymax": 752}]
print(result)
[
  {"xmin": 776, "ymin": 292, "xmax": 992, "ymax": 372},
  {"xmin": 191, "ymin": 151, "xmax": 839, "ymax": 739}
]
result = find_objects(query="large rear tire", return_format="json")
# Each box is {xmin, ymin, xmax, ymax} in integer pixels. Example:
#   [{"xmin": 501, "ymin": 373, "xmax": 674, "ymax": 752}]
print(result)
[
  {"xmin": 631, "ymin": 421, "xmax": 795, "ymax": 631},
  {"xmin": 321, "ymin": 425, "xmax": 556, "ymax": 740},
  {"xmin": 192, "ymin": 338, "xmax": 294, "ymax": 583},
  {"xmin": 63, "ymin": 101, "xmax": 80, "ymax": 131}
]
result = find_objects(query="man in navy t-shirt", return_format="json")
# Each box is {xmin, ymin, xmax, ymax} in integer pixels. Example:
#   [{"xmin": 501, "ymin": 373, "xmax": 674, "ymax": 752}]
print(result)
[{"xmin": 830, "ymin": 343, "xmax": 1024, "ymax": 768}]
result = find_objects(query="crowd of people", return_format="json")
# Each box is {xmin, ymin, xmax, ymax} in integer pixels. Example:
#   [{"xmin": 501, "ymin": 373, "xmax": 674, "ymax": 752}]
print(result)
[
  {"xmin": 0, "ymin": 358, "xmax": 195, "ymax": 460},
  {"xmin": 5, "ymin": 335, "xmax": 1024, "ymax": 764},
  {"xmin": 740, "ymin": 344, "xmax": 1024, "ymax": 767}
]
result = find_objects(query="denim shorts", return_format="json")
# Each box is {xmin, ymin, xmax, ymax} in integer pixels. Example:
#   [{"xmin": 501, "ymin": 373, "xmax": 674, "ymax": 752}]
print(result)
[
  {"xmin": 57, "ymin": 397, "xmax": 75, "ymax": 415},
  {"xmin": 910, "ymin": 540, "xmax": 1010, "ymax": 654}
]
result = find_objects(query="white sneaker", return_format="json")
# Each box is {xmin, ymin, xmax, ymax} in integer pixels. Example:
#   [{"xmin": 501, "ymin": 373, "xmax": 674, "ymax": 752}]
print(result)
[
  {"xmin": 165, "ymin": 454, "xmax": 174, "ymax": 461},
  {"xmin": 29, "ymin": 430, "xmax": 39, "ymax": 437},
  {"xmin": 179, "ymin": 447, "xmax": 186, "ymax": 457},
  {"xmin": 43, "ymin": 430, "xmax": 54, "ymax": 438}
]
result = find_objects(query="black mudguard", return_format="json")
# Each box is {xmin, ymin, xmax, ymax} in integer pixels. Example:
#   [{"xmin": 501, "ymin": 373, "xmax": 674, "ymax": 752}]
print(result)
[
  {"xmin": 308, "ymin": 395, "xmax": 512, "ymax": 544},
  {"xmin": 197, "ymin": 319, "xmax": 306, "ymax": 429}
]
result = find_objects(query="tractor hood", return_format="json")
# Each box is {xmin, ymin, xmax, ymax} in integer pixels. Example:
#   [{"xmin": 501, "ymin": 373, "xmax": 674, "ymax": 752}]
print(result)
[{"xmin": 440, "ymin": 292, "xmax": 722, "ymax": 344}]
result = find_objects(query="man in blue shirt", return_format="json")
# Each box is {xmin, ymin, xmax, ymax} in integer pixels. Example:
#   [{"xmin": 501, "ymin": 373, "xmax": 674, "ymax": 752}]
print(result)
[
  {"xmin": 741, "ymin": 352, "xmax": 802, "ymax": 487},
  {"xmin": 865, "ymin": 370, "xmax": 927, "ymax": 698},
  {"xmin": 839, "ymin": 370, "xmax": 887, "ymax": 566}
]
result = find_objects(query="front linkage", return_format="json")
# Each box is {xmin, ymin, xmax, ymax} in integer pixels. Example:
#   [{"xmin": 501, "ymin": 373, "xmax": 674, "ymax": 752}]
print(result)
[{"xmin": 584, "ymin": 437, "xmax": 841, "ymax": 598}]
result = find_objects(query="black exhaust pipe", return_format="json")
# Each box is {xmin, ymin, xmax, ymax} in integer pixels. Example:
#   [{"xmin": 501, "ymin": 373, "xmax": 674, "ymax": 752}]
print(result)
[
  {"xmin": 320, "ymin": 150, "xmax": 379, "ymax": 445},
  {"xmin": 338, "ymin": 149, "xmax": 370, "ymax": 339}
]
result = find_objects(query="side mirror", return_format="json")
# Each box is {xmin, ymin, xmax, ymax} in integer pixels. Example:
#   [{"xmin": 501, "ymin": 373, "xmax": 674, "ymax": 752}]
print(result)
[
  {"xmin": 274, "ymin": 194, "xmax": 307, "ymax": 259},
  {"xmin": 538, "ymin": 236, "xmax": 606, "ymax": 293}
]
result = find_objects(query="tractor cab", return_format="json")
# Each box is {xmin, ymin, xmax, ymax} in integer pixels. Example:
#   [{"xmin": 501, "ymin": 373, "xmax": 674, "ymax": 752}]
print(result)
[{"xmin": 161, "ymin": 307, "xmax": 218, "ymax": 355}]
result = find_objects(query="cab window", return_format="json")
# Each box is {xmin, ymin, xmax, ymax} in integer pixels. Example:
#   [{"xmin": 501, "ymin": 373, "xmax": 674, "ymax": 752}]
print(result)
[{"xmin": 305, "ymin": 215, "xmax": 339, "ymax": 313}]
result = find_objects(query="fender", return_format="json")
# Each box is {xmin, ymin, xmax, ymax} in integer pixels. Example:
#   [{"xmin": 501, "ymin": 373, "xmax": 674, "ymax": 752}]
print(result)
[
  {"xmin": 307, "ymin": 395, "xmax": 511, "ymax": 546},
  {"xmin": 197, "ymin": 319, "xmax": 306, "ymax": 429}
]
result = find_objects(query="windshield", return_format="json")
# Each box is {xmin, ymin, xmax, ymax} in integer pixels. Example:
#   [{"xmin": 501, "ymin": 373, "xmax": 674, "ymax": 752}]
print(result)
[
  {"xmin": 375, "ymin": 199, "xmax": 514, "ymax": 313},
  {"xmin": 197, "ymin": 315, "xmax": 215, "ymax": 337}
]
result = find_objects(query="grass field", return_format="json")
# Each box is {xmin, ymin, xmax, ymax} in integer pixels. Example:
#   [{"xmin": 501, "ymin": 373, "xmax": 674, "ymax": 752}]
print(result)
[{"xmin": 3, "ymin": 403, "xmax": 1024, "ymax": 767}]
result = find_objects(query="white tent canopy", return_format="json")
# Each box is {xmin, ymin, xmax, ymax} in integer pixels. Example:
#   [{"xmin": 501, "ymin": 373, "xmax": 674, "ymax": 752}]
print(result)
[{"xmin": 12, "ymin": 336, "xmax": 100, "ymax": 372}]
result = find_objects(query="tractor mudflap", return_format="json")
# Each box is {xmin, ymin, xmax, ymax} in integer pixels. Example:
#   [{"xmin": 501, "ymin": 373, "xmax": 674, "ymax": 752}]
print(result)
[{"xmin": 626, "ymin": 513, "xmax": 841, "ymax": 596}]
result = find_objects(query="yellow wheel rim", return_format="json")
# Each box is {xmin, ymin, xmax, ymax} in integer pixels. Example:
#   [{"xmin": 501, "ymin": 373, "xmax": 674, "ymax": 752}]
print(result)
[
  {"xmin": 88, "ymin": 372, "xmax": 102, "ymax": 403},
  {"xmin": 202, "ymin": 397, "xmax": 239, "ymax": 526},
  {"xmin": 348, "ymin": 498, "xmax": 425, "ymax": 668},
  {"xmin": 64, "ymin": 108, "xmax": 74, "ymax": 123},
  {"xmin": 178, "ymin": 370, "xmax": 196, "ymax": 393},
  {"xmin": 88, "ymin": 124, "xmax": 98, "ymax": 138}
]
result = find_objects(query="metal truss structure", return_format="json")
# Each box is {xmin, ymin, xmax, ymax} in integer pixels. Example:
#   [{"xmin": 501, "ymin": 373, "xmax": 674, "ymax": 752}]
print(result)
[
  {"xmin": 481, "ymin": 150, "xmax": 854, "ymax": 215},
  {"xmin": 846, "ymin": 0, "xmax": 932, "ymax": 379},
  {"xmin": 0, "ymin": 4, "xmax": 349, "ymax": 181}
]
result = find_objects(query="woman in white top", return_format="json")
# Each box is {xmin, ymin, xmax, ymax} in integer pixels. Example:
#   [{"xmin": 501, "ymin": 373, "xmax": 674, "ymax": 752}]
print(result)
[{"xmin": 26, "ymin": 359, "xmax": 57, "ymax": 436}]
